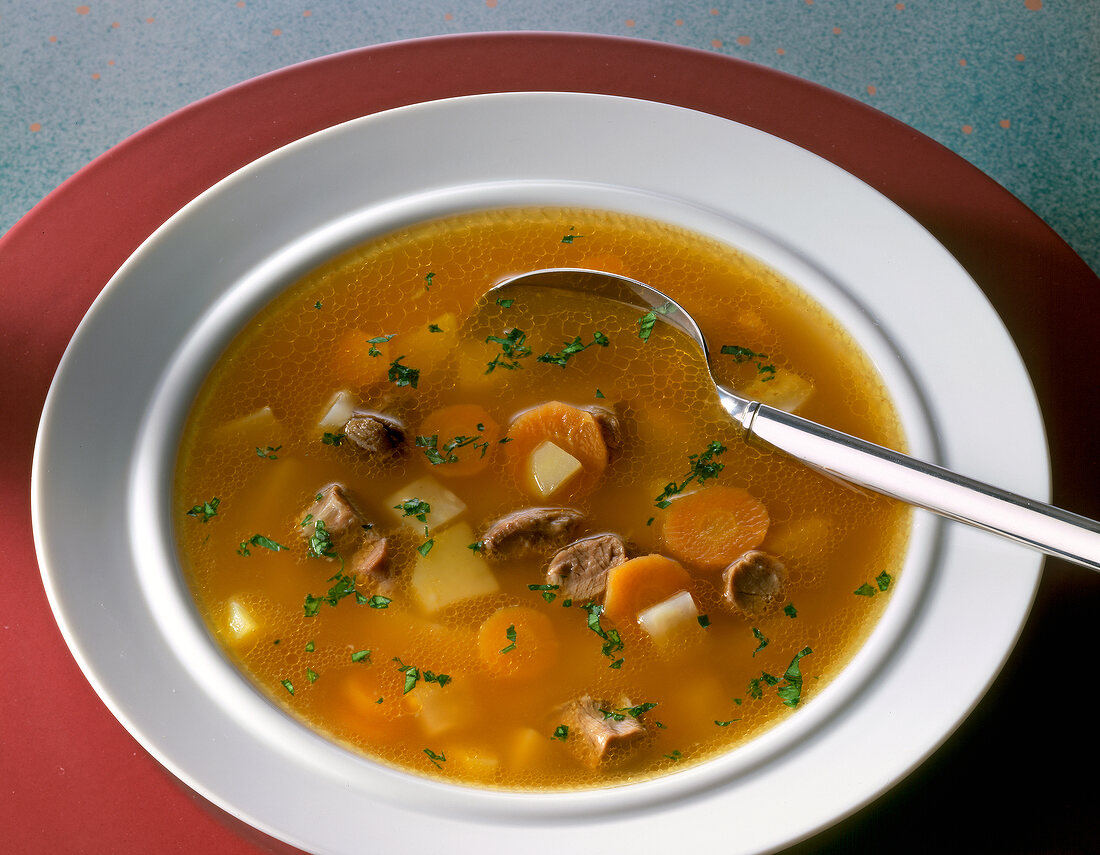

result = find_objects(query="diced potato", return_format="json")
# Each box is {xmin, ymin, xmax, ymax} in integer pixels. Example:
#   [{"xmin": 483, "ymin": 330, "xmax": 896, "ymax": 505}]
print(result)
[
  {"xmin": 744, "ymin": 370, "xmax": 813, "ymax": 413},
  {"xmin": 446, "ymin": 745, "xmax": 500, "ymax": 779},
  {"xmin": 317, "ymin": 389, "xmax": 358, "ymax": 432},
  {"xmin": 409, "ymin": 520, "xmax": 500, "ymax": 614},
  {"xmin": 225, "ymin": 597, "xmax": 259, "ymax": 641},
  {"xmin": 506, "ymin": 726, "xmax": 555, "ymax": 771},
  {"xmin": 404, "ymin": 678, "xmax": 479, "ymax": 737},
  {"xmin": 637, "ymin": 590, "xmax": 707, "ymax": 649},
  {"xmin": 765, "ymin": 516, "xmax": 832, "ymax": 562},
  {"xmin": 528, "ymin": 440, "xmax": 582, "ymax": 498},
  {"xmin": 216, "ymin": 405, "xmax": 283, "ymax": 451},
  {"xmin": 385, "ymin": 475, "xmax": 467, "ymax": 533}
]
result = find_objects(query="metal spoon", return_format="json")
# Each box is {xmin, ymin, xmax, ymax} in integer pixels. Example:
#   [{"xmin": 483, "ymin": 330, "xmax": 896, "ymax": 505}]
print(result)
[{"xmin": 488, "ymin": 267, "xmax": 1100, "ymax": 572}]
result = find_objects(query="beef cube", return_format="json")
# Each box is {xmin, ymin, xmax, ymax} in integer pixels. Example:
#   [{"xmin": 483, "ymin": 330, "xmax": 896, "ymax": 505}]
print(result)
[
  {"xmin": 723, "ymin": 550, "xmax": 787, "ymax": 614},
  {"xmin": 547, "ymin": 534, "xmax": 626, "ymax": 600},
  {"xmin": 557, "ymin": 695, "xmax": 645, "ymax": 767},
  {"xmin": 343, "ymin": 412, "xmax": 405, "ymax": 456},
  {"xmin": 480, "ymin": 507, "xmax": 584, "ymax": 559}
]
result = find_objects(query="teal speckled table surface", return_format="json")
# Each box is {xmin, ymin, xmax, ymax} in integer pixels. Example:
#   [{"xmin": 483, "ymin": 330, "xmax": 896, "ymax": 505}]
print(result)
[
  {"xmin": 3, "ymin": 4, "xmax": 1099, "ymax": 855},
  {"xmin": 3, "ymin": 0, "xmax": 1098, "ymax": 275}
]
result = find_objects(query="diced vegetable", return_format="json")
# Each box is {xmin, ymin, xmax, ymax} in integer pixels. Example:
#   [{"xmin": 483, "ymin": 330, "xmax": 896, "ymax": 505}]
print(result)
[
  {"xmin": 661, "ymin": 485, "xmax": 770, "ymax": 571},
  {"xmin": 225, "ymin": 597, "xmax": 259, "ymax": 641},
  {"xmin": 602, "ymin": 554, "xmax": 693, "ymax": 624},
  {"xmin": 385, "ymin": 476, "xmax": 467, "ymax": 533},
  {"xmin": 409, "ymin": 520, "xmax": 499, "ymax": 614},
  {"xmin": 506, "ymin": 727, "xmax": 555, "ymax": 771},
  {"xmin": 743, "ymin": 370, "xmax": 813, "ymax": 413},
  {"xmin": 404, "ymin": 679, "xmax": 478, "ymax": 737},
  {"xmin": 637, "ymin": 590, "xmax": 706, "ymax": 648},
  {"xmin": 528, "ymin": 440, "xmax": 582, "ymax": 498},
  {"xmin": 476, "ymin": 605, "xmax": 559, "ymax": 679},
  {"xmin": 505, "ymin": 401, "xmax": 608, "ymax": 500},
  {"xmin": 316, "ymin": 389, "xmax": 358, "ymax": 433},
  {"xmin": 446, "ymin": 746, "xmax": 500, "ymax": 777}
]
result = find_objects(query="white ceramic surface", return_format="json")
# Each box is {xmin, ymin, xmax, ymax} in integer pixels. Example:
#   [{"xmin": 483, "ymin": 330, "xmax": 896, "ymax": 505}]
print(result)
[{"xmin": 32, "ymin": 93, "xmax": 1045, "ymax": 855}]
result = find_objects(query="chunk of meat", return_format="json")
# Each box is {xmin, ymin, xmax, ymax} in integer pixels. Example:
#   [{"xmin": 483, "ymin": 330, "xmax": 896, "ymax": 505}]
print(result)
[
  {"xmin": 557, "ymin": 695, "xmax": 645, "ymax": 767},
  {"xmin": 347, "ymin": 530, "xmax": 391, "ymax": 588},
  {"xmin": 723, "ymin": 550, "xmax": 787, "ymax": 614},
  {"xmin": 547, "ymin": 534, "xmax": 626, "ymax": 600},
  {"xmin": 301, "ymin": 484, "xmax": 365, "ymax": 543},
  {"xmin": 583, "ymin": 405, "xmax": 623, "ymax": 458},
  {"xmin": 343, "ymin": 412, "xmax": 405, "ymax": 456},
  {"xmin": 480, "ymin": 507, "xmax": 584, "ymax": 559}
]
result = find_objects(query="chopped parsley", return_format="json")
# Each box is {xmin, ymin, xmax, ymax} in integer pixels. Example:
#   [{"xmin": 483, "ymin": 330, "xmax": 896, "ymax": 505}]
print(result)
[
  {"xmin": 551, "ymin": 724, "xmax": 569, "ymax": 741},
  {"xmin": 495, "ymin": 296, "xmax": 514, "ymax": 308},
  {"xmin": 784, "ymin": 602, "xmax": 799, "ymax": 618},
  {"xmin": 313, "ymin": 300, "xmax": 323, "ymax": 310},
  {"xmin": 236, "ymin": 534, "xmax": 287, "ymax": 557},
  {"xmin": 720, "ymin": 344, "xmax": 777, "ymax": 381},
  {"xmin": 536, "ymin": 331, "xmax": 610, "ymax": 368},
  {"xmin": 427, "ymin": 323, "xmax": 443, "ymax": 333},
  {"xmin": 393, "ymin": 657, "xmax": 451, "ymax": 693},
  {"xmin": 351, "ymin": 649, "xmax": 372, "ymax": 663},
  {"xmin": 305, "ymin": 518, "xmax": 337, "ymax": 559},
  {"xmin": 186, "ymin": 497, "xmax": 220, "ymax": 523},
  {"xmin": 600, "ymin": 701, "xmax": 657, "ymax": 721},
  {"xmin": 304, "ymin": 640, "xmax": 315, "ymax": 652},
  {"xmin": 467, "ymin": 540, "xmax": 484, "ymax": 553},
  {"xmin": 387, "ymin": 355, "xmax": 420, "ymax": 389},
  {"xmin": 303, "ymin": 568, "xmax": 371, "ymax": 616},
  {"xmin": 306, "ymin": 668, "xmax": 319, "ymax": 684},
  {"xmin": 367, "ymin": 595, "xmax": 391, "ymax": 609},
  {"xmin": 417, "ymin": 538, "xmax": 435, "ymax": 557},
  {"xmin": 714, "ymin": 719, "xmax": 740, "ymax": 727},
  {"xmin": 697, "ymin": 614, "xmax": 711, "ymax": 628},
  {"xmin": 424, "ymin": 271, "xmax": 435, "ymax": 291},
  {"xmin": 321, "ymin": 432, "xmax": 345, "ymax": 446},
  {"xmin": 416, "ymin": 432, "xmax": 491, "ymax": 465},
  {"xmin": 485, "ymin": 327, "xmax": 532, "ymax": 373},
  {"xmin": 280, "ymin": 679, "xmax": 294, "ymax": 695},
  {"xmin": 654, "ymin": 440, "xmax": 727, "ymax": 508},
  {"xmin": 500, "ymin": 624, "xmax": 517, "ymax": 654},
  {"xmin": 560, "ymin": 226, "xmax": 582, "ymax": 243},
  {"xmin": 853, "ymin": 583, "xmax": 877, "ymax": 597},
  {"xmin": 751, "ymin": 627, "xmax": 769, "ymax": 657},
  {"xmin": 423, "ymin": 748, "xmax": 446, "ymax": 768},
  {"xmin": 776, "ymin": 647, "xmax": 813, "ymax": 708},
  {"xmin": 876, "ymin": 570, "xmax": 893, "ymax": 591},
  {"xmin": 637, "ymin": 301, "xmax": 677, "ymax": 343},
  {"xmin": 529, "ymin": 583, "xmax": 559, "ymax": 603},
  {"xmin": 255, "ymin": 445, "xmax": 281, "ymax": 460},
  {"xmin": 595, "ymin": 388, "xmax": 605, "ymax": 399},
  {"xmin": 581, "ymin": 602, "xmax": 625, "ymax": 667},
  {"xmin": 664, "ymin": 749, "xmax": 683, "ymax": 762},
  {"xmin": 393, "ymin": 498, "xmax": 431, "ymax": 523},
  {"xmin": 366, "ymin": 333, "xmax": 396, "ymax": 357}
]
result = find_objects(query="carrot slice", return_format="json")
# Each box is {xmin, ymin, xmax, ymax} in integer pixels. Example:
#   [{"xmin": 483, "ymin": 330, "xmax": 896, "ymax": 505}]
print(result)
[
  {"xmin": 416, "ymin": 404, "xmax": 500, "ymax": 477},
  {"xmin": 477, "ymin": 605, "xmax": 559, "ymax": 679},
  {"xmin": 505, "ymin": 401, "xmax": 608, "ymax": 500},
  {"xmin": 660, "ymin": 485, "xmax": 770, "ymax": 571},
  {"xmin": 602, "ymin": 554, "xmax": 694, "ymax": 624}
]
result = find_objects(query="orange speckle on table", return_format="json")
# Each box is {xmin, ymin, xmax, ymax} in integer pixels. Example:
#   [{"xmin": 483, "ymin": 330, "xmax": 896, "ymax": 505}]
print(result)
[
  {"xmin": 146, "ymin": 17, "xmax": 154, "ymax": 23},
  {"xmin": 444, "ymin": 12, "xmax": 453, "ymax": 20},
  {"xmin": 237, "ymin": 1, "xmax": 245, "ymax": 7},
  {"xmin": 711, "ymin": 39, "xmax": 723, "ymax": 48},
  {"xmin": 272, "ymin": 28, "xmax": 281, "ymax": 36},
  {"xmin": 867, "ymin": 85, "xmax": 877, "ymax": 95},
  {"xmin": 736, "ymin": 35, "xmax": 751, "ymax": 46},
  {"xmin": 30, "ymin": 122, "xmax": 42, "ymax": 132},
  {"xmin": 49, "ymin": 35, "xmax": 58, "ymax": 43},
  {"xmin": 91, "ymin": 72, "xmax": 100, "ymax": 79},
  {"xmin": 1025, "ymin": 0, "xmax": 1042, "ymax": 10},
  {"xmin": 710, "ymin": 7, "xmax": 719, "ymax": 14},
  {"xmin": 962, "ymin": 124, "xmax": 974, "ymax": 135},
  {"xmin": 485, "ymin": 0, "xmax": 496, "ymax": 7},
  {"xmin": 895, "ymin": 2, "xmax": 905, "ymax": 9},
  {"xmin": 111, "ymin": 20, "xmax": 119, "ymax": 28},
  {"xmin": 625, "ymin": 18, "xmax": 635, "ymax": 27},
  {"xmin": 1000, "ymin": 119, "xmax": 1012, "ymax": 129},
  {"xmin": 776, "ymin": 47, "xmax": 786, "ymax": 56},
  {"xmin": 76, "ymin": 5, "xmax": 90, "ymax": 14},
  {"xmin": 1015, "ymin": 53, "xmax": 1026, "ymax": 61},
  {"xmin": 805, "ymin": 0, "xmax": 814, "ymax": 5},
  {"xmin": 303, "ymin": 9, "xmax": 312, "ymax": 16},
  {"xmin": 832, "ymin": 26, "xmax": 842, "ymax": 35},
  {"xmin": 107, "ymin": 59, "xmax": 115, "ymax": 66},
  {"xmin": 959, "ymin": 58, "xmax": 967, "ymax": 66},
  {"xmin": 674, "ymin": 18, "xmax": 684, "ymax": 26}
]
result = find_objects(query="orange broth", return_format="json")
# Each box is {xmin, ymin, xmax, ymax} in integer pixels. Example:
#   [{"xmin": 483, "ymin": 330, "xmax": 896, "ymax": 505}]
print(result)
[{"xmin": 174, "ymin": 207, "xmax": 909, "ymax": 789}]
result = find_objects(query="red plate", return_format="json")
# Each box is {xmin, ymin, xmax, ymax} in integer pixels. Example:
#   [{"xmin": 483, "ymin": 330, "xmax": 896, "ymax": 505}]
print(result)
[{"xmin": 2, "ymin": 33, "xmax": 1096, "ymax": 854}]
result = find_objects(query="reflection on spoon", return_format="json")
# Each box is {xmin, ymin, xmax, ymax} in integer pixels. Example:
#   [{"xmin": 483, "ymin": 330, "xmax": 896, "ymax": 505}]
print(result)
[{"xmin": 486, "ymin": 268, "xmax": 1100, "ymax": 572}]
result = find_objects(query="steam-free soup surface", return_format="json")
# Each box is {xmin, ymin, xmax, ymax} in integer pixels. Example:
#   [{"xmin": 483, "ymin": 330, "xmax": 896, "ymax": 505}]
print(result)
[{"xmin": 175, "ymin": 208, "xmax": 909, "ymax": 789}]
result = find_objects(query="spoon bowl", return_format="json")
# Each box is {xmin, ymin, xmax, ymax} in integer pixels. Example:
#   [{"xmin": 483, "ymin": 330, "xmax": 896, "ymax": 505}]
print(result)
[{"xmin": 488, "ymin": 267, "xmax": 1100, "ymax": 571}]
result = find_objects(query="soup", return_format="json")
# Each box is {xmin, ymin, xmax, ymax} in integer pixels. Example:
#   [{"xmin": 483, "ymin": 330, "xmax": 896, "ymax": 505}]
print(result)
[{"xmin": 174, "ymin": 207, "xmax": 909, "ymax": 789}]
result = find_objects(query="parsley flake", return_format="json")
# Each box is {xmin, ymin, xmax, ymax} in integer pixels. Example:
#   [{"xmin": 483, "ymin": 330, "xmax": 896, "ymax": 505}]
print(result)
[
  {"xmin": 186, "ymin": 497, "xmax": 220, "ymax": 523},
  {"xmin": 654, "ymin": 440, "xmax": 727, "ymax": 508}
]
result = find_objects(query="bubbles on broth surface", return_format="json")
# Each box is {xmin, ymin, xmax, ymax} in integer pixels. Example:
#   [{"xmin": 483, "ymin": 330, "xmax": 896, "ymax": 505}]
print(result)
[{"xmin": 175, "ymin": 207, "xmax": 909, "ymax": 791}]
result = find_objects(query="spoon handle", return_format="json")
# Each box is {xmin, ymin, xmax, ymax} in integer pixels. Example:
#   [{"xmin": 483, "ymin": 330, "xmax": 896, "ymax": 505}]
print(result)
[{"xmin": 741, "ymin": 402, "xmax": 1100, "ymax": 572}]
